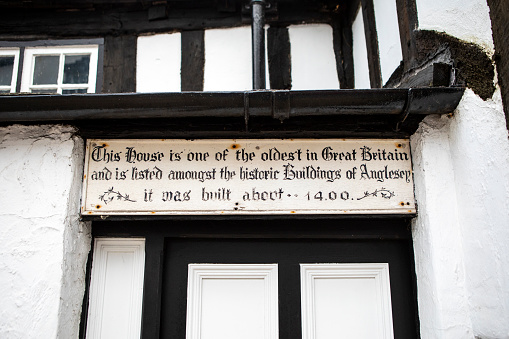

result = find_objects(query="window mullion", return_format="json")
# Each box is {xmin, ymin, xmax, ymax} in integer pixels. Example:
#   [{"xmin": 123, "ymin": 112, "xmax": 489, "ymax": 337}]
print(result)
[{"xmin": 57, "ymin": 53, "xmax": 65, "ymax": 94}]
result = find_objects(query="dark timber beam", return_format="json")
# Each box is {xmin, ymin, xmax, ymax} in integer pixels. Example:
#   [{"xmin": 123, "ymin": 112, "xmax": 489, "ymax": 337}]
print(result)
[
  {"xmin": 103, "ymin": 35, "xmax": 137, "ymax": 93},
  {"xmin": 360, "ymin": 0, "xmax": 382, "ymax": 88},
  {"xmin": 396, "ymin": 0, "xmax": 418, "ymax": 72},
  {"xmin": 141, "ymin": 235, "xmax": 164, "ymax": 339},
  {"xmin": 486, "ymin": 0, "xmax": 509, "ymax": 130},
  {"xmin": 181, "ymin": 30, "xmax": 205, "ymax": 91},
  {"xmin": 0, "ymin": 5, "xmax": 333, "ymax": 38},
  {"xmin": 267, "ymin": 26, "xmax": 292, "ymax": 90},
  {"xmin": 332, "ymin": 10, "xmax": 354, "ymax": 89}
]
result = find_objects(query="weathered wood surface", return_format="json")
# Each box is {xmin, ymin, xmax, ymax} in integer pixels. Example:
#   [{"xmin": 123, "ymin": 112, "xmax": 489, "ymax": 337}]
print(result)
[
  {"xmin": 181, "ymin": 30, "xmax": 205, "ymax": 92},
  {"xmin": 360, "ymin": 0, "xmax": 382, "ymax": 88}
]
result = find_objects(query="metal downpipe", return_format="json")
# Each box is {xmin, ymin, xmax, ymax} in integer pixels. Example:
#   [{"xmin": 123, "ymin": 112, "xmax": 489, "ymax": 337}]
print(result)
[{"xmin": 251, "ymin": 0, "xmax": 266, "ymax": 90}]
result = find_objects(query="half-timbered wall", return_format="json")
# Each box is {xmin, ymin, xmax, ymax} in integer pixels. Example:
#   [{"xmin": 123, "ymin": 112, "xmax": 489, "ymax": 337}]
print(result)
[{"xmin": 0, "ymin": 1, "xmax": 509, "ymax": 339}]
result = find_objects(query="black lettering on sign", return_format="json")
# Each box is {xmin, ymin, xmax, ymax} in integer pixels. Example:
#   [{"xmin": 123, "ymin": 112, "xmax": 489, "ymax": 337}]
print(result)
[
  {"xmin": 202, "ymin": 187, "xmax": 231, "ymax": 201},
  {"xmin": 162, "ymin": 190, "xmax": 191, "ymax": 202},
  {"xmin": 91, "ymin": 145, "xmax": 121, "ymax": 163},
  {"xmin": 321, "ymin": 146, "xmax": 357, "ymax": 161},
  {"xmin": 260, "ymin": 147, "xmax": 302, "ymax": 161},
  {"xmin": 131, "ymin": 166, "xmax": 163, "ymax": 180},
  {"xmin": 90, "ymin": 167, "xmax": 112, "ymax": 180},
  {"xmin": 125, "ymin": 147, "xmax": 164, "ymax": 163},
  {"xmin": 359, "ymin": 164, "xmax": 412, "ymax": 182},
  {"xmin": 243, "ymin": 188, "xmax": 284, "ymax": 201},
  {"xmin": 360, "ymin": 146, "xmax": 409, "ymax": 161}
]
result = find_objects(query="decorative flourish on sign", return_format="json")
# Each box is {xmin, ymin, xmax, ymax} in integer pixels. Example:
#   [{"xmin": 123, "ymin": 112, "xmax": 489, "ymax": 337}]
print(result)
[
  {"xmin": 99, "ymin": 187, "xmax": 136, "ymax": 204},
  {"xmin": 357, "ymin": 188, "xmax": 395, "ymax": 200}
]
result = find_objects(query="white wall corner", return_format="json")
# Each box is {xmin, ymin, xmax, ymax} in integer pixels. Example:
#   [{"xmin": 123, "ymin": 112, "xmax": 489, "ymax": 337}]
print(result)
[
  {"xmin": 415, "ymin": 0, "xmax": 494, "ymax": 53},
  {"xmin": 446, "ymin": 88, "xmax": 509, "ymax": 338},
  {"xmin": 57, "ymin": 133, "xmax": 92, "ymax": 339},
  {"xmin": 410, "ymin": 115, "xmax": 474, "ymax": 338},
  {"xmin": 0, "ymin": 125, "xmax": 89, "ymax": 339}
]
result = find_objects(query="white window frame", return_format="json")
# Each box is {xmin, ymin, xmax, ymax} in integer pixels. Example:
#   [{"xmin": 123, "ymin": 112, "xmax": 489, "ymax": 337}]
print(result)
[
  {"xmin": 21, "ymin": 45, "xmax": 98, "ymax": 94},
  {"xmin": 186, "ymin": 263, "xmax": 279, "ymax": 339},
  {"xmin": 300, "ymin": 263, "xmax": 394, "ymax": 339},
  {"xmin": 85, "ymin": 238, "xmax": 145, "ymax": 339},
  {"xmin": 0, "ymin": 48, "xmax": 20, "ymax": 93}
]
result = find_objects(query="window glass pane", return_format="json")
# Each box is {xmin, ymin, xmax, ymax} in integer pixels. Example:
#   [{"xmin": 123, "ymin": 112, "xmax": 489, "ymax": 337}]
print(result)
[
  {"xmin": 0, "ymin": 56, "xmax": 15, "ymax": 86},
  {"xmin": 31, "ymin": 88, "xmax": 58, "ymax": 94},
  {"xmin": 62, "ymin": 88, "xmax": 88, "ymax": 94},
  {"xmin": 33, "ymin": 55, "xmax": 59, "ymax": 85},
  {"xmin": 0, "ymin": 89, "xmax": 11, "ymax": 94},
  {"xmin": 63, "ymin": 54, "xmax": 90, "ymax": 84}
]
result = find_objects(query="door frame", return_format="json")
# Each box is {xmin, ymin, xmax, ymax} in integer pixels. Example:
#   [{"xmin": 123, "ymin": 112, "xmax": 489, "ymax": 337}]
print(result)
[{"xmin": 80, "ymin": 216, "xmax": 419, "ymax": 339}]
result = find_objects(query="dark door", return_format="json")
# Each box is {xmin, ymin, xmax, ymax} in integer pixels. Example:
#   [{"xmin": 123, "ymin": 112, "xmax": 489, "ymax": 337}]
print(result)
[{"xmin": 89, "ymin": 218, "xmax": 419, "ymax": 338}]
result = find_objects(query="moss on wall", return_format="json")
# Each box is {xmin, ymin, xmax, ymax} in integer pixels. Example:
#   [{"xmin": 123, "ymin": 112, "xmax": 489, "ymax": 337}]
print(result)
[{"xmin": 415, "ymin": 30, "xmax": 495, "ymax": 100}]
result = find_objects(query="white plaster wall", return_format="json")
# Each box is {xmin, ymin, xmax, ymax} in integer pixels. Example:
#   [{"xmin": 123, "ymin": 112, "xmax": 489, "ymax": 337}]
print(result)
[
  {"xmin": 0, "ymin": 125, "xmax": 91, "ymax": 339},
  {"xmin": 352, "ymin": 8, "xmax": 371, "ymax": 89},
  {"xmin": 447, "ymin": 89, "xmax": 509, "ymax": 338},
  {"xmin": 288, "ymin": 24, "xmax": 339, "ymax": 90},
  {"xmin": 204, "ymin": 27, "xmax": 252, "ymax": 91},
  {"xmin": 411, "ymin": 89, "xmax": 509, "ymax": 338},
  {"xmin": 416, "ymin": 0, "xmax": 494, "ymax": 52},
  {"xmin": 137, "ymin": 33, "xmax": 182, "ymax": 92},
  {"xmin": 373, "ymin": 0, "xmax": 402, "ymax": 85}
]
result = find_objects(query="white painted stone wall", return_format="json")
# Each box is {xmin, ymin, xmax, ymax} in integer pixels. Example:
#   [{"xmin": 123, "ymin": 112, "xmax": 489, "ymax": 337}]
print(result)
[
  {"xmin": 137, "ymin": 33, "xmax": 182, "ymax": 92},
  {"xmin": 204, "ymin": 27, "xmax": 253, "ymax": 91},
  {"xmin": 373, "ymin": 0, "xmax": 402, "ymax": 85},
  {"xmin": 0, "ymin": 125, "xmax": 91, "ymax": 339},
  {"xmin": 411, "ymin": 0, "xmax": 509, "ymax": 336},
  {"xmin": 352, "ymin": 0, "xmax": 403, "ymax": 88},
  {"xmin": 412, "ymin": 90, "xmax": 509, "ymax": 339},
  {"xmin": 416, "ymin": 0, "xmax": 494, "ymax": 51},
  {"xmin": 288, "ymin": 24, "xmax": 339, "ymax": 90},
  {"xmin": 137, "ymin": 24, "xmax": 339, "ymax": 91},
  {"xmin": 352, "ymin": 7, "xmax": 371, "ymax": 89}
]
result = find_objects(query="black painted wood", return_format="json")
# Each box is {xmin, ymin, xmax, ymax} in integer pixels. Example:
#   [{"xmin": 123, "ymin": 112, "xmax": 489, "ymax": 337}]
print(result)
[
  {"xmin": 267, "ymin": 26, "xmax": 292, "ymax": 90},
  {"xmin": 0, "ymin": 4, "xmax": 333, "ymax": 38},
  {"xmin": 396, "ymin": 63, "xmax": 452, "ymax": 88},
  {"xmin": 78, "ymin": 238, "xmax": 94, "ymax": 339},
  {"xmin": 486, "ymin": 0, "xmax": 509, "ymax": 130},
  {"xmin": 160, "ymin": 237, "xmax": 418, "ymax": 339},
  {"xmin": 181, "ymin": 30, "xmax": 205, "ymax": 91},
  {"xmin": 396, "ymin": 0, "xmax": 418, "ymax": 72},
  {"xmin": 332, "ymin": 12, "xmax": 354, "ymax": 89},
  {"xmin": 14, "ymin": 46, "xmax": 24, "ymax": 93},
  {"xmin": 102, "ymin": 35, "xmax": 136, "ymax": 93},
  {"xmin": 360, "ymin": 0, "xmax": 382, "ymax": 88},
  {"xmin": 91, "ymin": 218, "xmax": 413, "ymax": 239},
  {"xmin": 90, "ymin": 219, "xmax": 418, "ymax": 339},
  {"xmin": 141, "ymin": 235, "xmax": 164, "ymax": 339}
]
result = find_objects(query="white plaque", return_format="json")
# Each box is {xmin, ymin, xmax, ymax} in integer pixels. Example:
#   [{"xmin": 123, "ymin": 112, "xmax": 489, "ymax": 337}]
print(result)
[{"xmin": 81, "ymin": 139, "xmax": 415, "ymax": 215}]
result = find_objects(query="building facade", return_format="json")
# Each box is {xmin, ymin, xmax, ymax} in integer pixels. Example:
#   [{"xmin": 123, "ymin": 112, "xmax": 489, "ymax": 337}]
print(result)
[{"xmin": 0, "ymin": 0, "xmax": 508, "ymax": 338}]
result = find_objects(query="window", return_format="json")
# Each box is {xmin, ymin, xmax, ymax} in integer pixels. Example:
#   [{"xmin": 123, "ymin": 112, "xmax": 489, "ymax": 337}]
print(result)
[
  {"xmin": 0, "ymin": 40, "xmax": 101, "ymax": 94},
  {"xmin": 21, "ymin": 46, "xmax": 98, "ymax": 94},
  {"xmin": 0, "ymin": 48, "xmax": 19, "ymax": 93}
]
